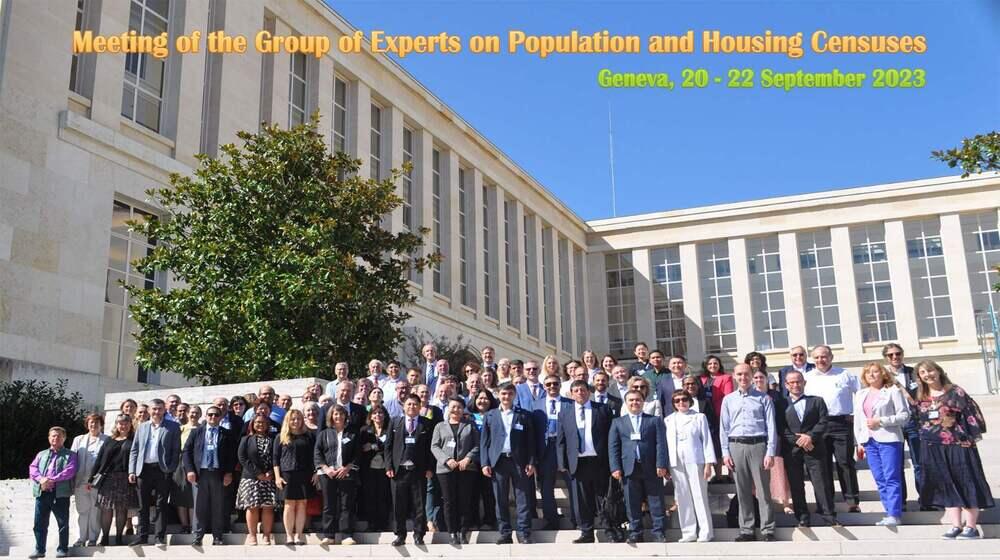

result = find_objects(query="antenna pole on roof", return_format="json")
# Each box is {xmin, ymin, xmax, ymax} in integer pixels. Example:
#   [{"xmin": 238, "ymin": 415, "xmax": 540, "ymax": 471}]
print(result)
[{"xmin": 608, "ymin": 103, "xmax": 618, "ymax": 218}]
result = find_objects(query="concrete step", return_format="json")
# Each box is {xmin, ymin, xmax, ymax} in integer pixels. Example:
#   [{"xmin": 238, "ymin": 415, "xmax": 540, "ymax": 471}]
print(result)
[{"xmin": 11, "ymin": 536, "xmax": 1000, "ymax": 558}]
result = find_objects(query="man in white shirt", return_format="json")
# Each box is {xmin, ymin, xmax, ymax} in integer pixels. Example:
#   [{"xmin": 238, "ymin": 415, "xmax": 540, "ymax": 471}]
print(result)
[
  {"xmin": 421, "ymin": 344, "xmax": 438, "ymax": 392},
  {"xmin": 557, "ymin": 381, "xmax": 612, "ymax": 544},
  {"xmin": 367, "ymin": 359, "xmax": 389, "ymax": 388},
  {"xmin": 803, "ymin": 345, "xmax": 861, "ymax": 513},
  {"xmin": 608, "ymin": 365, "xmax": 631, "ymax": 400},
  {"xmin": 324, "ymin": 362, "xmax": 350, "ymax": 398}
]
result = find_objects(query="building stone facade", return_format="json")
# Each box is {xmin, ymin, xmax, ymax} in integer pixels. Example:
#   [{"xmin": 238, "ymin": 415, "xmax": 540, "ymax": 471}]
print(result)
[{"xmin": 0, "ymin": 0, "xmax": 997, "ymax": 408}]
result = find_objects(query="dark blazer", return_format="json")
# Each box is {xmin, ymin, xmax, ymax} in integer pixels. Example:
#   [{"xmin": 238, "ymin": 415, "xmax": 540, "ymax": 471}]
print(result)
[
  {"xmin": 273, "ymin": 431, "xmax": 316, "ymax": 472},
  {"xmin": 320, "ymin": 401, "xmax": 367, "ymax": 433},
  {"xmin": 592, "ymin": 393, "xmax": 622, "ymax": 417},
  {"xmin": 655, "ymin": 375, "xmax": 684, "ymax": 415},
  {"xmin": 384, "ymin": 415, "xmax": 433, "ymax": 473},
  {"xmin": 531, "ymin": 395, "xmax": 574, "ymax": 460},
  {"xmin": 237, "ymin": 434, "xmax": 274, "ymax": 480},
  {"xmin": 358, "ymin": 425, "xmax": 390, "ymax": 470},
  {"xmin": 777, "ymin": 394, "xmax": 829, "ymax": 450},
  {"xmin": 556, "ymin": 401, "xmax": 612, "ymax": 475},
  {"xmin": 480, "ymin": 406, "xmax": 535, "ymax": 470},
  {"xmin": 90, "ymin": 437, "xmax": 133, "ymax": 481},
  {"xmin": 314, "ymin": 427, "xmax": 360, "ymax": 481},
  {"xmin": 129, "ymin": 420, "xmax": 182, "ymax": 476},
  {"xmin": 430, "ymin": 420, "xmax": 480, "ymax": 474},
  {"xmin": 609, "ymin": 412, "xmax": 668, "ymax": 478},
  {"xmin": 182, "ymin": 424, "xmax": 237, "ymax": 475},
  {"xmin": 220, "ymin": 413, "xmax": 244, "ymax": 442}
]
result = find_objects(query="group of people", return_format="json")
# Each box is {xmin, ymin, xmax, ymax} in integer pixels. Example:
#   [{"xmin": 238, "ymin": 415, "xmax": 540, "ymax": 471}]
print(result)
[{"xmin": 27, "ymin": 342, "xmax": 994, "ymax": 556}]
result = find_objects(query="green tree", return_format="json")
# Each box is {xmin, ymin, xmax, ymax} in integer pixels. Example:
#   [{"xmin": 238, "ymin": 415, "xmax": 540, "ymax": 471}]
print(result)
[
  {"xmin": 0, "ymin": 379, "xmax": 88, "ymax": 479},
  {"xmin": 400, "ymin": 328, "xmax": 480, "ymax": 377},
  {"xmin": 931, "ymin": 131, "xmax": 1000, "ymax": 178},
  {"xmin": 125, "ymin": 118, "xmax": 432, "ymax": 385}
]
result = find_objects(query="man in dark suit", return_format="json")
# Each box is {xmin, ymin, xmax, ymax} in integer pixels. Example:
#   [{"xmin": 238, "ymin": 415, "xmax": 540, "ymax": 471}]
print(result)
[
  {"xmin": 777, "ymin": 346, "xmax": 815, "ymax": 396},
  {"xmin": 557, "ymin": 380, "xmax": 613, "ymax": 544},
  {"xmin": 481, "ymin": 383, "xmax": 536, "ymax": 544},
  {"xmin": 322, "ymin": 380, "xmax": 367, "ymax": 432},
  {"xmin": 385, "ymin": 394, "xmax": 433, "ymax": 546},
  {"xmin": 532, "ymin": 373, "xmax": 575, "ymax": 530},
  {"xmin": 591, "ymin": 371, "xmax": 622, "ymax": 416},
  {"xmin": 128, "ymin": 398, "xmax": 181, "ymax": 546},
  {"xmin": 779, "ymin": 371, "xmax": 838, "ymax": 527},
  {"xmin": 183, "ymin": 406, "xmax": 237, "ymax": 546},
  {"xmin": 655, "ymin": 354, "xmax": 687, "ymax": 416},
  {"xmin": 609, "ymin": 389, "xmax": 669, "ymax": 543}
]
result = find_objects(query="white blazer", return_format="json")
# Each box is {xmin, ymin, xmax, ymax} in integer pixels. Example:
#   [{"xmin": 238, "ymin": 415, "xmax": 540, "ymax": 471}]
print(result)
[
  {"xmin": 853, "ymin": 385, "xmax": 910, "ymax": 444},
  {"xmin": 665, "ymin": 411, "xmax": 716, "ymax": 467},
  {"xmin": 70, "ymin": 432, "xmax": 109, "ymax": 488}
]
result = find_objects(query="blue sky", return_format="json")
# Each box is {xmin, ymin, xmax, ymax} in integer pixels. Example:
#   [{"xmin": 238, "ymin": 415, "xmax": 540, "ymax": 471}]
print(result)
[{"xmin": 327, "ymin": 1, "xmax": 999, "ymax": 221}]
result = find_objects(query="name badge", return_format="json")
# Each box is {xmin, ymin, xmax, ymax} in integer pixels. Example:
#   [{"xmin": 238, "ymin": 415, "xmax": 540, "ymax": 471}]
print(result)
[
  {"xmin": 446, "ymin": 440, "xmax": 457, "ymax": 448},
  {"xmin": 405, "ymin": 436, "xmax": 416, "ymax": 444},
  {"xmin": 341, "ymin": 437, "xmax": 351, "ymax": 444},
  {"xmin": 513, "ymin": 423, "xmax": 524, "ymax": 431},
  {"xmin": 630, "ymin": 433, "xmax": 641, "ymax": 441},
  {"xmin": 378, "ymin": 434, "xmax": 388, "ymax": 442},
  {"xmin": 928, "ymin": 411, "xmax": 940, "ymax": 420},
  {"xmin": 908, "ymin": 382, "xmax": 918, "ymax": 390},
  {"xmin": 547, "ymin": 412, "xmax": 559, "ymax": 420},
  {"xmin": 206, "ymin": 443, "xmax": 216, "ymax": 452}
]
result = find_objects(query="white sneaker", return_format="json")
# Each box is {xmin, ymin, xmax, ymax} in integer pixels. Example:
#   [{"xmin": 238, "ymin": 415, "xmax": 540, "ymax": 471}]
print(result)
[
  {"xmin": 678, "ymin": 535, "xmax": 697, "ymax": 543},
  {"xmin": 875, "ymin": 516, "xmax": 900, "ymax": 527},
  {"xmin": 320, "ymin": 537, "xmax": 337, "ymax": 545},
  {"xmin": 341, "ymin": 537, "xmax": 356, "ymax": 545},
  {"xmin": 696, "ymin": 536, "xmax": 713, "ymax": 543}
]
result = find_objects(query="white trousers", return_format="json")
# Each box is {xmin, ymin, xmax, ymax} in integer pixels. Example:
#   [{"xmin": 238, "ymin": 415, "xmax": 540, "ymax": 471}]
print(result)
[
  {"xmin": 670, "ymin": 461, "xmax": 713, "ymax": 541},
  {"xmin": 74, "ymin": 486, "xmax": 102, "ymax": 543}
]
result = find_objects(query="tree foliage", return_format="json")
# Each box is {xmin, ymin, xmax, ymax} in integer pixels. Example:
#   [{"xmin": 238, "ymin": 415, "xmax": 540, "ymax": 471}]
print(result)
[
  {"xmin": 0, "ymin": 379, "xmax": 88, "ymax": 479},
  {"xmin": 931, "ymin": 131, "xmax": 1000, "ymax": 178},
  {"xmin": 125, "ymin": 117, "xmax": 432, "ymax": 384}
]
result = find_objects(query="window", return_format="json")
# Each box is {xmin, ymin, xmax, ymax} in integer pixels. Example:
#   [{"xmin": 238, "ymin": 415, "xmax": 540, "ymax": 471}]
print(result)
[
  {"xmin": 851, "ymin": 223, "xmax": 897, "ymax": 342},
  {"xmin": 798, "ymin": 230, "xmax": 842, "ymax": 346},
  {"xmin": 559, "ymin": 238, "xmax": 571, "ymax": 350},
  {"xmin": 401, "ymin": 128, "xmax": 414, "ymax": 232},
  {"xmin": 122, "ymin": 0, "xmax": 169, "ymax": 132},
  {"xmin": 458, "ymin": 168, "xmax": 469, "ymax": 306},
  {"xmin": 369, "ymin": 103, "xmax": 382, "ymax": 181},
  {"xmin": 504, "ymin": 199, "xmax": 518, "ymax": 327},
  {"xmin": 650, "ymin": 246, "xmax": 686, "ymax": 356},
  {"xmin": 574, "ymin": 247, "xmax": 586, "ymax": 354},
  {"xmin": 699, "ymin": 241, "xmax": 736, "ymax": 353},
  {"xmin": 287, "ymin": 53, "xmax": 307, "ymax": 126},
  {"xmin": 747, "ymin": 236, "xmax": 788, "ymax": 351},
  {"xmin": 961, "ymin": 211, "xmax": 1000, "ymax": 319},
  {"xmin": 432, "ymin": 149, "xmax": 443, "ymax": 294},
  {"xmin": 483, "ymin": 185, "xmax": 495, "ymax": 318},
  {"xmin": 905, "ymin": 218, "xmax": 954, "ymax": 338},
  {"xmin": 524, "ymin": 214, "xmax": 537, "ymax": 337},
  {"xmin": 332, "ymin": 76, "xmax": 348, "ymax": 153},
  {"xmin": 605, "ymin": 252, "xmax": 637, "ymax": 359},
  {"xmin": 102, "ymin": 201, "xmax": 166, "ymax": 384},
  {"xmin": 70, "ymin": 0, "xmax": 87, "ymax": 95},
  {"xmin": 542, "ymin": 227, "xmax": 555, "ymax": 345}
]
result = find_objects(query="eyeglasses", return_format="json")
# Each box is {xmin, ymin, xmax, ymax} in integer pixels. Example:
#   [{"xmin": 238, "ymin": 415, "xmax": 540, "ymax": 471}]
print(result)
[
  {"xmin": 544, "ymin": 382, "xmax": 560, "ymax": 387},
  {"xmin": 886, "ymin": 352, "xmax": 902, "ymax": 358},
  {"xmin": 525, "ymin": 367, "xmax": 538, "ymax": 371},
  {"xmin": 791, "ymin": 353, "xmax": 805, "ymax": 357},
  {"xmin": 672, "ymin": 398, "xmax": 689, "ymax": 404},
  {"xmin": 206, "ymin": 412, "xmax": 220, "ymax": 417}
]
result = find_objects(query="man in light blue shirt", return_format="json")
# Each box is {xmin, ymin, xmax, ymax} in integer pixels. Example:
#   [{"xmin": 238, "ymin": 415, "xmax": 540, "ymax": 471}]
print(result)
[{"xmin": 720, "ymin": 364, "xmax": 776, "ymax": 541}]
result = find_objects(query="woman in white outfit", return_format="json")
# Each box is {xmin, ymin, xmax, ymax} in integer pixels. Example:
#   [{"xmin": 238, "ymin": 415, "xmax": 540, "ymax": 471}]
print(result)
[
  {"xmin": 71, "ymin": 413, "xmax": 109, "ymax": 546},
  {"xmin": 665, "ymin": 389, "xmax": 716, "ymax": 542}
]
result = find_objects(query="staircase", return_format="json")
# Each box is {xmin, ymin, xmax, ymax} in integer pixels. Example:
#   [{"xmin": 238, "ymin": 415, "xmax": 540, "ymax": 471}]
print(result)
[{"xmin": 8, "ymin": 395, "xmax": 1000, "ymax": 558}]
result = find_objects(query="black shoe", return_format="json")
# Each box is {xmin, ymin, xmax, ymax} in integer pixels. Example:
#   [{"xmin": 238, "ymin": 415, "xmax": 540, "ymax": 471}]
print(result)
[
  {"xmin": 128, "ymin": 536, "xmax": 148, "ymax": 547},
  {"xmin": 920, "ymin": 505, "xmax": 939, "ymax": 512},
  {"xmin": 518, "ymin": 534, "xmax": 532, "ymax": 544},
  {"xmin": 391, "ymin": 536, "xmax": 405, "ymax": 547},
  {"xmin": 155, "ymin": 536, "xmax": 167, "ymax": 546},
  {"xmin": 181, "ymin": 526, "xmax": 191, "ymax": 534},
  {"xmin": 212, "ymin": 538, "xmax": 225, "ymax": 546},
  {"xmin": 98, "ymin": 536, "xmax": 109, "ymax": 547},
  {"xmin": 825, "ymin": 516, "xmax": 842, "ymax": 528},
  {"xmin": 192, "ymin": 536, "xmax": 203, "ymax": 547},
  {"xmin": 449, "ymin": 533, "xmax": 460, "ymax": 545},
  {"xmin": 762, "ymin": 533, "xmax": 776, "ymax": 542},
  {"xmin": 734, "ymin": 533, "xmax": 756, "ymax": 542},
  {"xmin": 414, "ymin": 535, "xmax": 425, "ymax": 546},
  {"xmin": 462, "ymin": 531, "xmax": 471, "ymax": 544},
  {"xmin": 797, "ymin": 518, "xmax": 811, "ymax": 528},
  {"xmin": 496, "ymin": 534, "xmax": 513, "ymax": 545},
  {"xmin": 573, "ymin": 532, "xmax": 595, "ymax": 544},
  {"xmin": 626, "ymin": 534, "xmax": 640, "ymax": 544},
  {"xmin": 848, "ymin": 504, "xmax": 861, "ymax": 513}
]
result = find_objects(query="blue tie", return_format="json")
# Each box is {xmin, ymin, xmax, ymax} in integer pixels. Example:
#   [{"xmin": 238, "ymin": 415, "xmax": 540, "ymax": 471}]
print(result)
[{"xmin": 578, "ymin": 407, "xmax": 586, "ymax": 450}]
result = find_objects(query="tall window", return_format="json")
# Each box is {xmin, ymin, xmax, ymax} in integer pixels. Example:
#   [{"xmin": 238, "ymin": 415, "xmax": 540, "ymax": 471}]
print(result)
[
  {"xmin": 102, "ymin": 201, "xmax": 165, "ymax": 383},
  {"xmin": 524, "ymin": 214, "xmax": 537, "ymax": 337},
  {"xmin": 483, "ymin": 185, "xmax": 495, "ymax": 318},
  {"xmin": 458, "ymin": 168, "xmax": 469, "ymax": 306},
  {"xmin": 905, "ymin": 218, "xmax": 954, "ymax": 338},
  {"xmin": 574, "ymin": 247, "xmax": 586, "ymax": 354},
  {"xmin": 542, "ymin": 227, "xmax": 555, "ymax": 345},
  {"xmin": 432, "ymin": 149, "xmax": 443, "ymax": 294},
  {"xmin": 369, "ymin": 104, "xmax": 382, "ymax": 181},
  {"xmin": 798, "ymin": 230, "xmax": 842, "ymax": 346},
  {"xmin": 122, "ymin": 0, "xmax": 169, "ymax": 133},
  {"xmin": 559, "ymin": 238, "xmax": 571, "ymax": 350},
  {"xmin": 288, "ymin": 53, "xmax": 307, "ymax": 126},
  {"xmin": 650, "ymin": 246, "xmax": 686, "ymax": 356},
  {"xmin": 401, "ymin": 128, "xmax": 414, "ymax": 232},
  {"xmin": 69, "ymin": 0, "xmax": 87, "ymax": 95},
  {"xmin": 851, "ymin": 223, "xmax": 897, "ymax": 342},
  {"xmin": 605, "ymin": 252, "xmax": 637, "ymax": 359},
  {"xmin": 699, "ymin": 241, "xmax": 736, "ymax": 353},
  {"xmin": 332, "ymin": 76, "xmax": 348, "ymax": 153},
  {"xmin": 747, "ymin": 236, "xmax": 788, "ymax": 350},
  {"xmin": 961, "ymin": 211, "xmax": 1000, "ymax": 319},
  {"xmin": 504, "ymin": 199, "xmax": 517, "ymax": 327}
]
